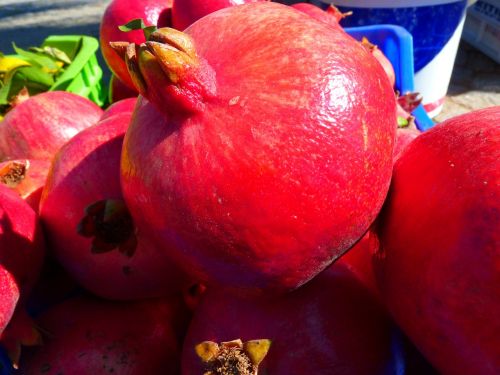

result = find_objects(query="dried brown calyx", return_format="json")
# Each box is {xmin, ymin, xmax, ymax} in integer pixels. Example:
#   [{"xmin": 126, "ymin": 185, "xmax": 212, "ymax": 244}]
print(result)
[
  {"xmin": 195, "ymin": 339, "xmax": 271, "ymax": 375},
  {"xmin": 77, "ymin": 199, "xmax": 137, "ymax": 257},
  {"xmin": 110, "ymin": 27, "xmax": 217, "ymax": 116},
  {"xmin": 0, "ymin": 160, "xmax": 29, "ymax": 188}
]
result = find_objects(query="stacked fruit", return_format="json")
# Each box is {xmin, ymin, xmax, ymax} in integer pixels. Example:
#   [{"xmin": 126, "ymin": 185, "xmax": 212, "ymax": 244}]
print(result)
[{"xmin": 0, "ymin": 1, "xmax": 498, "ymax": 374}]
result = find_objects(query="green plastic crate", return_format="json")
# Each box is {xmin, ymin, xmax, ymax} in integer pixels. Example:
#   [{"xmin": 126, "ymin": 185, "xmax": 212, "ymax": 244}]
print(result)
[{"xmin": 41, "ymin": 35, "xmax": 106, "ymax": 107}]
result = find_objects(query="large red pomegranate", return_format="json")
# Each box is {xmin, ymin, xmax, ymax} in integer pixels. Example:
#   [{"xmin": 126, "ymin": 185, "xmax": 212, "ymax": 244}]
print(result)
[
  {"xmin": 119, "ymin": 2, "xmax": 396, "ymax": 292},
  {"xmin": 172, "ymin": 0, "xmax": 265, "ymax": 30},
  {"xmin": 0, "ymin": 159, "xmax": 51, "ymax": 212},
  {"xmin": 182, "ymin": 264, "xmax": 393, "ymax": 374},
  {"xmin": 100, "ymin": 0, "xmax": 173, "ymax": 90},
  {"xmin": 39, "ymin": 113, "xmax": 190, "ymax": 300},
  {"xmin": 108, "ymin": 74, "xmax": 139, "ymax": 104},
  {"xmin": 0, "ymin": 92, "xmax": 103, "ymax": 161},
  {"xmin": 19, "ymin": 296, "xmax": 190, "ymax": 374},
  {"xmin": 374, "ymin": 106, "xmax": 500, "ymax": 375}
]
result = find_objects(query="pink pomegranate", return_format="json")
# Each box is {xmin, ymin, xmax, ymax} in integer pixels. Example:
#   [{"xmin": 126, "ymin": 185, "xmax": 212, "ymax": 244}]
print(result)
[
  {"xmin": 0, "ymin": 159, "xmax": 51, "ymax": 212},
  {"xmin": 182, "ymin": 264, "xmax": 393, "ymax": 374},
  {"xmin": 172, "ymin": 0, "xmax": 265, "ymax": 30},
  {"xmin": 108, "ymin": 74, "xmax": 138, "ymax": 104},
  {"xmin": 119, "ymin": 2, "xmax": 396, "ymax": 292},
  {"xmin": 39, "ymin": 113, "xmax": 190, "ymax": 300},
  {"xmin": 0, "ymin": 91, "xmax": 103, "ymax": 161},
  {"xmin": 374, "ymin": 107, "xmax": 500, "ymax": 375},
  {"xmin": 19, "ymin": 296, "xmax": 190, "ymax": 374},
  {"xmin": 100, "ymin": 0, "xmax": 173, "ymax": 90},
  {"xmin": 361, "ymin": 37, "xmax": 396, "ymax": 88},
  {"xmin": 291, "ymin": 3, "xmax": 344, "ymax": 29},
  {"xmin": 100, "ymin": 97, "xmax": 138, "ymax": 121}
]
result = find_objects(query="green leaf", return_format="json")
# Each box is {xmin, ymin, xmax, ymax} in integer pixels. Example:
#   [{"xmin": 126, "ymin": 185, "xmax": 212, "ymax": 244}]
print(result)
[
  {"xmin": 29, "ymin": 46, "xmax": 72, "ymax": 65},
  {"xmin": 118, "ymin": 18, "xmax": 147, "ymax": 32},
  {"xmin": 118, "ymin": 18, "xmax": 157, "ymax": 40},
  {"xmin": 12, "ymin": 43, "xmax": 58, "ymax": 70},
  {"xmin": 397, "ymin": 116, "xmax": 409, "ymax": 128},
  {"xmin": 143, "ymin": 26, "xmax": 157, "ymax": 40},
  {"xmin": 0, "ymin": 66, "xmax": 53, "ymax": 105}
]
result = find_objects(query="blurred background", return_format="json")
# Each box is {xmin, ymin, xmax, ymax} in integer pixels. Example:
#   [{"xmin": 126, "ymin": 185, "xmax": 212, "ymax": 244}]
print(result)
[{"xmin": 0, "ymin": 0, "xmax": 498, "ymax": 121}]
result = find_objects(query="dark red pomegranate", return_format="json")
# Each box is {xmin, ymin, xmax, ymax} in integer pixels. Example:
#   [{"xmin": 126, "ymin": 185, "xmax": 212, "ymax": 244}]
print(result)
[
  {"xmin": 100, "ymin": 0, "xmax": 173, "ymax": 90},
  {"xmin": 0, "ymin": 159, "xmax": 51, "ymax": 212},
  {"xmin": 374, "ymin": 107, "xmax": 500, "ymax": 375},
  {"xmin": 119, "ymin": 2, "xmax": 396, "ymax": 292},
  {"xmin": 0, "ymin": 185, "xmax": 45, "ymax": 298},
  {"xmin": 0, "ymin": 92, "xmax": 103, "ymax": 161},
  {"xmin": 108, "ymin": 74, "xmax": 138, "ymax": 104},
  {"xmin": 19, "ymin": 296, "xmax": 190, "ymax": 374},
  {"xmin": 39, "ymin": 113, "xmax": 190, "ymax": 300},
  {"xmin": 172, "ymin": 0, "xmax": 265, "ymax": 30},
  {"xmin": 100, "ymin": 97, "xmax": 138, "ymax": 121},
  {"xmin": 182, "ymin": 264, "xmax": 393, "ymax": 374}
]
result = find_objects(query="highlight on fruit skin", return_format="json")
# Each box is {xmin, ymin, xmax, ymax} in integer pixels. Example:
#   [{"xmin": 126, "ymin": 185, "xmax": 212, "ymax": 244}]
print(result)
[{"xmin": 195, "ymin": 339, "xmax": 271, "ymax": 375}]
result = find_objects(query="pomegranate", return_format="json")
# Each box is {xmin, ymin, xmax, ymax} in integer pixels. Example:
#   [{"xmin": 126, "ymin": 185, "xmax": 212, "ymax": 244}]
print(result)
[
  {"xmin": 374, "ymin": 107, "xmax": 500, "ymax": 375},
  {"xmin": 39, "ymin": 113, "xmax": 190, "ymax": 300},
  {"xmin": 0, "ymin": 185, "xmax": 45, "ymax": 297},
  {"xmin": 182, "ymin": 264, "xmax": 393, "ymax": 374},
  {"xmin": 290, "ymin": 3, "xmax": 345, "ymax": 29},
  {"xmin": 393, "ymin": 127, "xmax": 420, "ymax": 162},
  {"xmin": 108, "ymin": 74, "xmax": 138, "ymax": 104},
  {"xmin": 100, "ymin": 97, "xmax": 138, "ymax": 121},
  {"xmin": 172, "ymin": 0, "xmax": 265, "ymax": 30},
  {"xmin": 19, "ymin": 296, "xmax": 190, "ymax": 374},
  {"xmin": 0, "ymin": 91, "xmax": 103, "ymax": 161},
  {"xmin": 100, "ymin": 0, "xmax": 173, "ymax": 90},
  {"xmin": 119, "ymin": 2, "xmax": 396, "ymax": 292},
  {"xmin": 0, "ymin": 159, "xmax": 51, "ymax": 212},
  {"xmin": 361, "ymin": 37, "xmax": 396, "ymax": 88},
  {"xmin": 0, "ymin": 267, "xmax": 19, "ymax": 336}
]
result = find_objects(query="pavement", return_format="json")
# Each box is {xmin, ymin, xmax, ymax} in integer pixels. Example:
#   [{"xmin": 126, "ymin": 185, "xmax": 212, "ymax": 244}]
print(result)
[{"xmin": 0, "ymin": 0, "xmax": 498, "ymax": 121}]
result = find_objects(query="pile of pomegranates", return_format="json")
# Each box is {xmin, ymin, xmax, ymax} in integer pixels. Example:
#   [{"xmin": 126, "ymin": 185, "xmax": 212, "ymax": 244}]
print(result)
[{"xmin": 0, "ymin": 1, "xmax": 498, "ymax": 374}]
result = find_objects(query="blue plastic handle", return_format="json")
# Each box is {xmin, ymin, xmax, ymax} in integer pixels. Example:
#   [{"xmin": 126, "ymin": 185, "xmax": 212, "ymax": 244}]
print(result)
[{"xmin": 346, "ymin": 25, "xmax": 435, "ymax": 131}]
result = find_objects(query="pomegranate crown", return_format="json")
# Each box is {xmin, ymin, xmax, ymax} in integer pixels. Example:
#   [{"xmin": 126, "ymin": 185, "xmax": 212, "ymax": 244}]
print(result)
[{"xmin": 110, "ymin": 24, "xmax": 216, "ymax": 116}]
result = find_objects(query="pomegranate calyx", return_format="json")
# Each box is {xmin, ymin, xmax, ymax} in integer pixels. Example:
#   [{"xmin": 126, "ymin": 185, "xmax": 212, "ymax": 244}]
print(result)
[
  {"xmin": 112, "ymin": 28, "xmax": 217, "ymax": 116},
  {"xmin": 76, "ymin": 199, "xmax": 137, "ymax": 257},
  {"xmin": 0, "ymin": 160, "xmax": 29, "ymax": 188},
  {"xmin": 397, "ymin": 92, "xmax": 423, "ymax": 113},
  {"xmin": 195, "ymin": 339, "xmax": 271, "ymax": 375},
  {"xmin": 326, "ymin": 5, "xmax": 352, "ymax": 22}
]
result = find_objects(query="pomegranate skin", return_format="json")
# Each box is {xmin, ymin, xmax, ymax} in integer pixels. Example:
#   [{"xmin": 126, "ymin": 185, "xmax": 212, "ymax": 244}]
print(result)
[
  {"xmin": 108, "ymin": 75, "xmax": 138, "ymax": 104},
  {"xmin": 100, "ymin": 97, "xmax": 138, "ymax": 121},
  {"xmin": 0, "ymin": 185, "xmax": 45, "ymax": 298},
  {"xmin": 393, "ymin": 127, "xmax": 420, "ymax": 162},
  {"xmin": 375, "ymin": 107, "xmax": 500, "ymax": 375},
  {"xmin": 121, "ymin": 3, "xmax": 396, "ymax": 292},
  {"xmin": 0, "ymin": 92, "xmax": 103, "ymax": 161},
  {"xmin": 39, "ymin": 113, "xmax": 190, "ymax": 300},
  {"xmin": 0, "ymin": 159, "xmax": 51, "ymax": 212},
  {"xmin": 172, "ymin": 0, "xmax": 264, "ymax": 30},
  {"xmin": 182, "ymin": 264, "xmax": 393, "ymax": 374},
  {"xmin": 291, "ymin": 2, "xmax": 343, "ymax": 29},
  {"xmin": 100, "ymin": 0, "xmax": 172, "ymax": 90},
  {"xmin": 20, "ymin": 296, "xmax": 190, "ymax": 374},
  {"xmin": 0, "ymin": 266, "xmax": 19, "ymax": 336}
]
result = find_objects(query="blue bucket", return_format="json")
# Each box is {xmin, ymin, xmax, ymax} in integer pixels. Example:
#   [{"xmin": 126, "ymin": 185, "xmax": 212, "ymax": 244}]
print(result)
[{"xmin": 317, "ymin": 0, "xmax": 472, "ymax": 117}]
